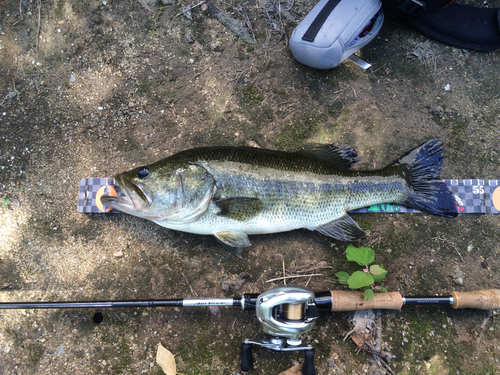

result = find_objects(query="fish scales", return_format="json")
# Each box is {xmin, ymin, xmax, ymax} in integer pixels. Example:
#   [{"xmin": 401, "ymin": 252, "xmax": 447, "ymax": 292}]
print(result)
[{"xmin": 178, "ymin": 171, "xmax": 408, "ymax": 235}]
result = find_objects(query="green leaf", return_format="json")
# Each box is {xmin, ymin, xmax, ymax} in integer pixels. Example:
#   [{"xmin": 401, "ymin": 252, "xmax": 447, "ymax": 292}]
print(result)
[
  {"xmin": 364, "ymin": 289, "xmax": 374, "ymax": 300},
  {"xmin": 375, "ymin": 286, "xmax": 388, "ymax": 293},
  {"xmin": 345, "ymin": 245, "xmax": 375, "ymax": 266},
  {"xmin": 335, "ymin": 271, "xmax": 350, "ymax": 284},
  {"xmin": 370, "ymin": 264, "xmax": 388, "ymax": 282},
  {"xmin": 348, "ymin": 271, "xmax": 374, "ymax": 289}
]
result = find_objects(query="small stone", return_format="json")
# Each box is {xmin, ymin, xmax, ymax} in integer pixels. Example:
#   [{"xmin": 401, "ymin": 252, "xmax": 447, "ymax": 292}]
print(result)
[
  {"xmin": 430, "ymin": 106, "xmax": 444, "ymax": 117},
  {"xmin": 113, "ymin": 250, "xmax": 124, "ymax": 258},
  {"xmin": 209, "ymin": 306, "xmax": 221, "ymax": 319},
  {"xmin": 452, "ymin": 265, "xmax": 464, "ymax": 286},
  {"xmin": 221, "ymin": 275, "xmax": 245, "ymax": 292},
  {"xmin": 9, "ymin": 198, "xmax": 19, "ymax": 207}
]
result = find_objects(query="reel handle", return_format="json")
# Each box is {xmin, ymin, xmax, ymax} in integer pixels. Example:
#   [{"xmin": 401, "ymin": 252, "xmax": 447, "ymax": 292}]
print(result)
[
  {"xmin": 240, "ymin": 342, "xmax": 316, "ymax": 374},
  {"xmin": 302, "ymin": 348, "xmax": 316, "ymax": 375},
  {"xmin": 240, "ymin": 342, "xmax": 253, "ymax": 372}
]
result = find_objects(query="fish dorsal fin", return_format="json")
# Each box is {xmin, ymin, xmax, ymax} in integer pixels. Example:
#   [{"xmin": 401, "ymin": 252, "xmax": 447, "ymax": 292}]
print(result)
[
  {"xmin": 214, "ymin": 197, "xmax": 264, "ymax": 221},
  {"xmin": 214, "ymin": 231, "xmax": 252, "ymax": 258},
  {"xmin": 315, "ymin": 214, "xmax": 366, "ymax": 241},
  {"xmin": 299, "ymin": 143, "xmax": 359, "ymax": 170}
]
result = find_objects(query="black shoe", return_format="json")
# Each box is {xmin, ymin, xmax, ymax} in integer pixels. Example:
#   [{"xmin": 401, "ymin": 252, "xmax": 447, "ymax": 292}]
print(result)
[
  {"xmin": 382, "ymin": 0, "xmax": 500, "ymax": 51},
  {"xmin": 408, "ymin": 2, "xmax": 500, "ymax": 51}
]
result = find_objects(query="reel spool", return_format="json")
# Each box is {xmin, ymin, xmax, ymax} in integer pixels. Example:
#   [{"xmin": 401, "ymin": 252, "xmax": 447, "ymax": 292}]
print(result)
[{"xmin": 241, "ymin": 286, "xmax": 319, "ymax": 375}]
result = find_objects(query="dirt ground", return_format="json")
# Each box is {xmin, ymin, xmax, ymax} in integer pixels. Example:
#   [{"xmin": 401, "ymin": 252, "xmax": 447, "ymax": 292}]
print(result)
[{"xmin": 1, "ymin": 0, "xmax": 500, "ymax": 374}]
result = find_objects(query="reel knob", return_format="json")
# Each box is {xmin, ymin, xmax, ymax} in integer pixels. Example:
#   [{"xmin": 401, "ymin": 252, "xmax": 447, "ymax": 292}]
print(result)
[
  {"xmin": 240, "ymin": 342, "xmax": 253, "ymax": 372},
  {"xmin": 302, "ymin": 348, "xmax": 316, "ymax": 375}
]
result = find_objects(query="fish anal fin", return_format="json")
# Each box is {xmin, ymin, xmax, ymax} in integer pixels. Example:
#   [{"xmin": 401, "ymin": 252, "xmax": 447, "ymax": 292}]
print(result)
[
  {"xmin": 214, "ymin": 231, "xmax": 252, "ymax": 258},
  {"xmin": 299, "ymin": 143, "xmax": 359, "ymax": 170},
  {"xmin": 214, "ymin": 197, "xmax": 264, "ymax": 221},
  {"xmin": 315, "ymin": 215, "xmax": 366, "ymax": 242}
]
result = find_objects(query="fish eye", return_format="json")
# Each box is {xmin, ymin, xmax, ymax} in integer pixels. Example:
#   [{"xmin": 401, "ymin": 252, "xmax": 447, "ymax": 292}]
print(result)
[{"xmin": 137, "ymin": 167, "xmax": 150, "ymax": 179}]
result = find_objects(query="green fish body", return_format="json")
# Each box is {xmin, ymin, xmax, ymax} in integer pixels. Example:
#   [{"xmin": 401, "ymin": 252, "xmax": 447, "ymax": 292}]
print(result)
[{"xmin": 101, "ymin": 139, "xmax": 457, "ymax": 257}]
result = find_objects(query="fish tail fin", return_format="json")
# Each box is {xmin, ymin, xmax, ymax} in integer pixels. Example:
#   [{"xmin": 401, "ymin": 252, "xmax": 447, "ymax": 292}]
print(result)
[{"xmin": 396, "ymin": 139, "xmax": 458, "ymax": 218}]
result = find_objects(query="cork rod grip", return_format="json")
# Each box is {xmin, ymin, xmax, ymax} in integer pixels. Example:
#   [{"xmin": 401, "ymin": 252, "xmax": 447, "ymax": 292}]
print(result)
[
  {"xmin": 450, "ymin": 289, "xmax": 500, "ymax": 310},
  {"xmin": 329, "ymin": 291, "xmax": 403, "ymax": 312}
]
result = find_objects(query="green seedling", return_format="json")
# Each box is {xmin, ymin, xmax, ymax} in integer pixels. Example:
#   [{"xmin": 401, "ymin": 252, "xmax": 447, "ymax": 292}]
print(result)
[
  {"xmin": 336, "ymin": 245, "xmax": 388, "ymax": 300},
  {"xmin": 1, "ymin": 197, "xmax": 11, "ymax": 208}
]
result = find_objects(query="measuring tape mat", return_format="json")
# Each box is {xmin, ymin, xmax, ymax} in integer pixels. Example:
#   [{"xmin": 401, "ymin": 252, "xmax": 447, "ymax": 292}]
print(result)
[{"xmin": 77, "ymin": 178, "xmax": 500, "ymax": 215}]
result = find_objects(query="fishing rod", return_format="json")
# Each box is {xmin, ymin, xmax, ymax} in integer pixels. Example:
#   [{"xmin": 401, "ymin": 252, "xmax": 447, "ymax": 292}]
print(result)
[{"xmin": 1, "ymin": 286, "xmax": 499, "ymax": 375}]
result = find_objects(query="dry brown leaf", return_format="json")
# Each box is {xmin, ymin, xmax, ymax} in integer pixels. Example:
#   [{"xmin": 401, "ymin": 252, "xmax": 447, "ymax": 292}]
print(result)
[
  {"xmin": 156, "ymin": 342, "xmax": 177, "ymax": 375},
  {"xmin": 352, "ymin": 332, "xmax": 372, "ymax": 349},
  {"xmin": 278, "ymin": 362, "xmax": 302, "ymax": 374},
  {"xmin": 0, "ymin": 283, "xmax": 13, "ymax": 290}
]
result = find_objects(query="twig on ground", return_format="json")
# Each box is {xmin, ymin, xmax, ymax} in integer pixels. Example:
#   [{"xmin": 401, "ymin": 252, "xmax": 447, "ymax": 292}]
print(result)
[
  {"xmin": 242, "ymin": 11, "xmax": 256, "ymax": 43},
  {"xmin": 173, "ymin": 1, "xmax": 206, "ymax": 20},
  {"xmin": 282, "ymin": 258, "xmax": 286, "ymax": 286},
  {"xmin": 182, "ymin": 272, "xmax": 198, "ymax": 297},
  {"xmin": 266, "ymin": 274, "xmax": 323, "ymax": 283},
  {"xmin": 474, "ymin": 312, "xmax": 491, "ymax": 357},
  {"xmin": 304, "ymin": 274, "xmax": 313, "ymax": 288},
  {"xmin": 188, "ymin": 67, "xmax": 209, "ymax": 83},
  {"xmin": 429, "ymin": 237, "xmax": 464, "ymax": 261},
  {"xmin": 137, "ymin": 0, "xmax": 153, "ymax": 12},
  {"xmin": 205, "ymin": 0, "xmax": 254, "ymax": 44},
  {"xmin": 36, "ymin": 0, "xmax": 41, "ymax": 51}
]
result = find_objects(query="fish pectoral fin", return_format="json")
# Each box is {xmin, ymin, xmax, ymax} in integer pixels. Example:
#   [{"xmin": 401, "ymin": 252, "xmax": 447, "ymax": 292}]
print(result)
[
  {"xmin": 214, "ymin": 197, "xmax": 264, "ymax": 221},
  {"xmin": 298, "ymin": 143, "xmax": 359, "ymax": 170},
  {"xmin": 315, "ymin": 215, "xmax": 366, "ymax": 242},
  {"xmin": 214, "ymin": 231, "xmax": 252, "ymax": 258}
]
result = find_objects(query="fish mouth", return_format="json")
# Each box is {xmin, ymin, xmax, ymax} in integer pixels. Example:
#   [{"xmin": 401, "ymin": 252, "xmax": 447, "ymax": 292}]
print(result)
[{"xmin": 100, "ymin": 174, "xmax": 153, "ymax": 213}]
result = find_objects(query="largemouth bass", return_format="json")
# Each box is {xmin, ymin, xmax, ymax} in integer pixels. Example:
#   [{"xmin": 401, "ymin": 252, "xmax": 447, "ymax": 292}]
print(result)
[{"xmin": 101, "ymin": 139, "xmax": 457, "ymax": 257}]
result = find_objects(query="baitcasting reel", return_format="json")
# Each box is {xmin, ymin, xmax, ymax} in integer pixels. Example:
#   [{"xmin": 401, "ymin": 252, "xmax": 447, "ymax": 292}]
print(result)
[{"xmin": 241, "ymin": 286, "xmax": 319, "ymax": 375}]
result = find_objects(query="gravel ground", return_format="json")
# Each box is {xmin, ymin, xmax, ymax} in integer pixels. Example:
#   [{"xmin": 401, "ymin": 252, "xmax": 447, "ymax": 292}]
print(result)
[{"xmin": 1, "ymin": 0, "xmax": 500, "ymax": 374}]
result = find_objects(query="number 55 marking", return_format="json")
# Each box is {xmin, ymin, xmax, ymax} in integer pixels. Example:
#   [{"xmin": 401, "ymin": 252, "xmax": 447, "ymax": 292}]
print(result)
[{"xmin": 473, "ymin": 185, "xmax": 484, "ymax": 194}]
